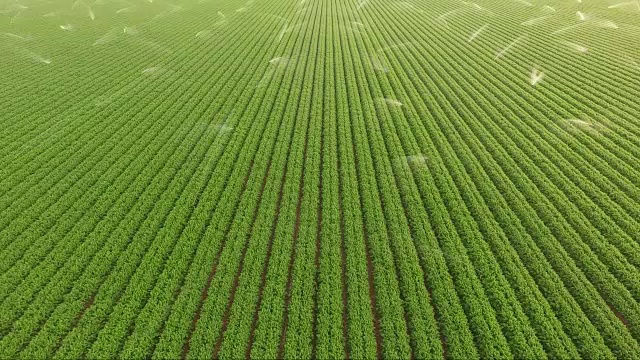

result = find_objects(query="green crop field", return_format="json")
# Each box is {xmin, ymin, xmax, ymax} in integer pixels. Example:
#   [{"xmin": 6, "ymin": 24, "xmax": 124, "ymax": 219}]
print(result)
[{"xmin": 1, "ymin": 0, "xmax": 639, "ymax": 358}]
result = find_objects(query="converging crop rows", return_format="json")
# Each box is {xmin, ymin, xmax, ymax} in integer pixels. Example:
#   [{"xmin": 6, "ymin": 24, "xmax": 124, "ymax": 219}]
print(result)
[{"xmin": 0, "ymin": 0, "xmax": 638, "ymax": 358}]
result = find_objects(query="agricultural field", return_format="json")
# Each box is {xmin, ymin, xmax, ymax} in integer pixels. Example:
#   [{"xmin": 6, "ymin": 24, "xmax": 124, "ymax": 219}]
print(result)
[{"xmin": 1, "ymin": 0, "xmax": 639, "ymax": 358}]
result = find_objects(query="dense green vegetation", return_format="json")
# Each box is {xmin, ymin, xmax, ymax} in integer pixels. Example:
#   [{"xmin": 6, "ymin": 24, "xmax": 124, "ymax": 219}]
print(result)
[{"xmin": 1, "ymin": 0, "xmax": 639, "ymax": 358}]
